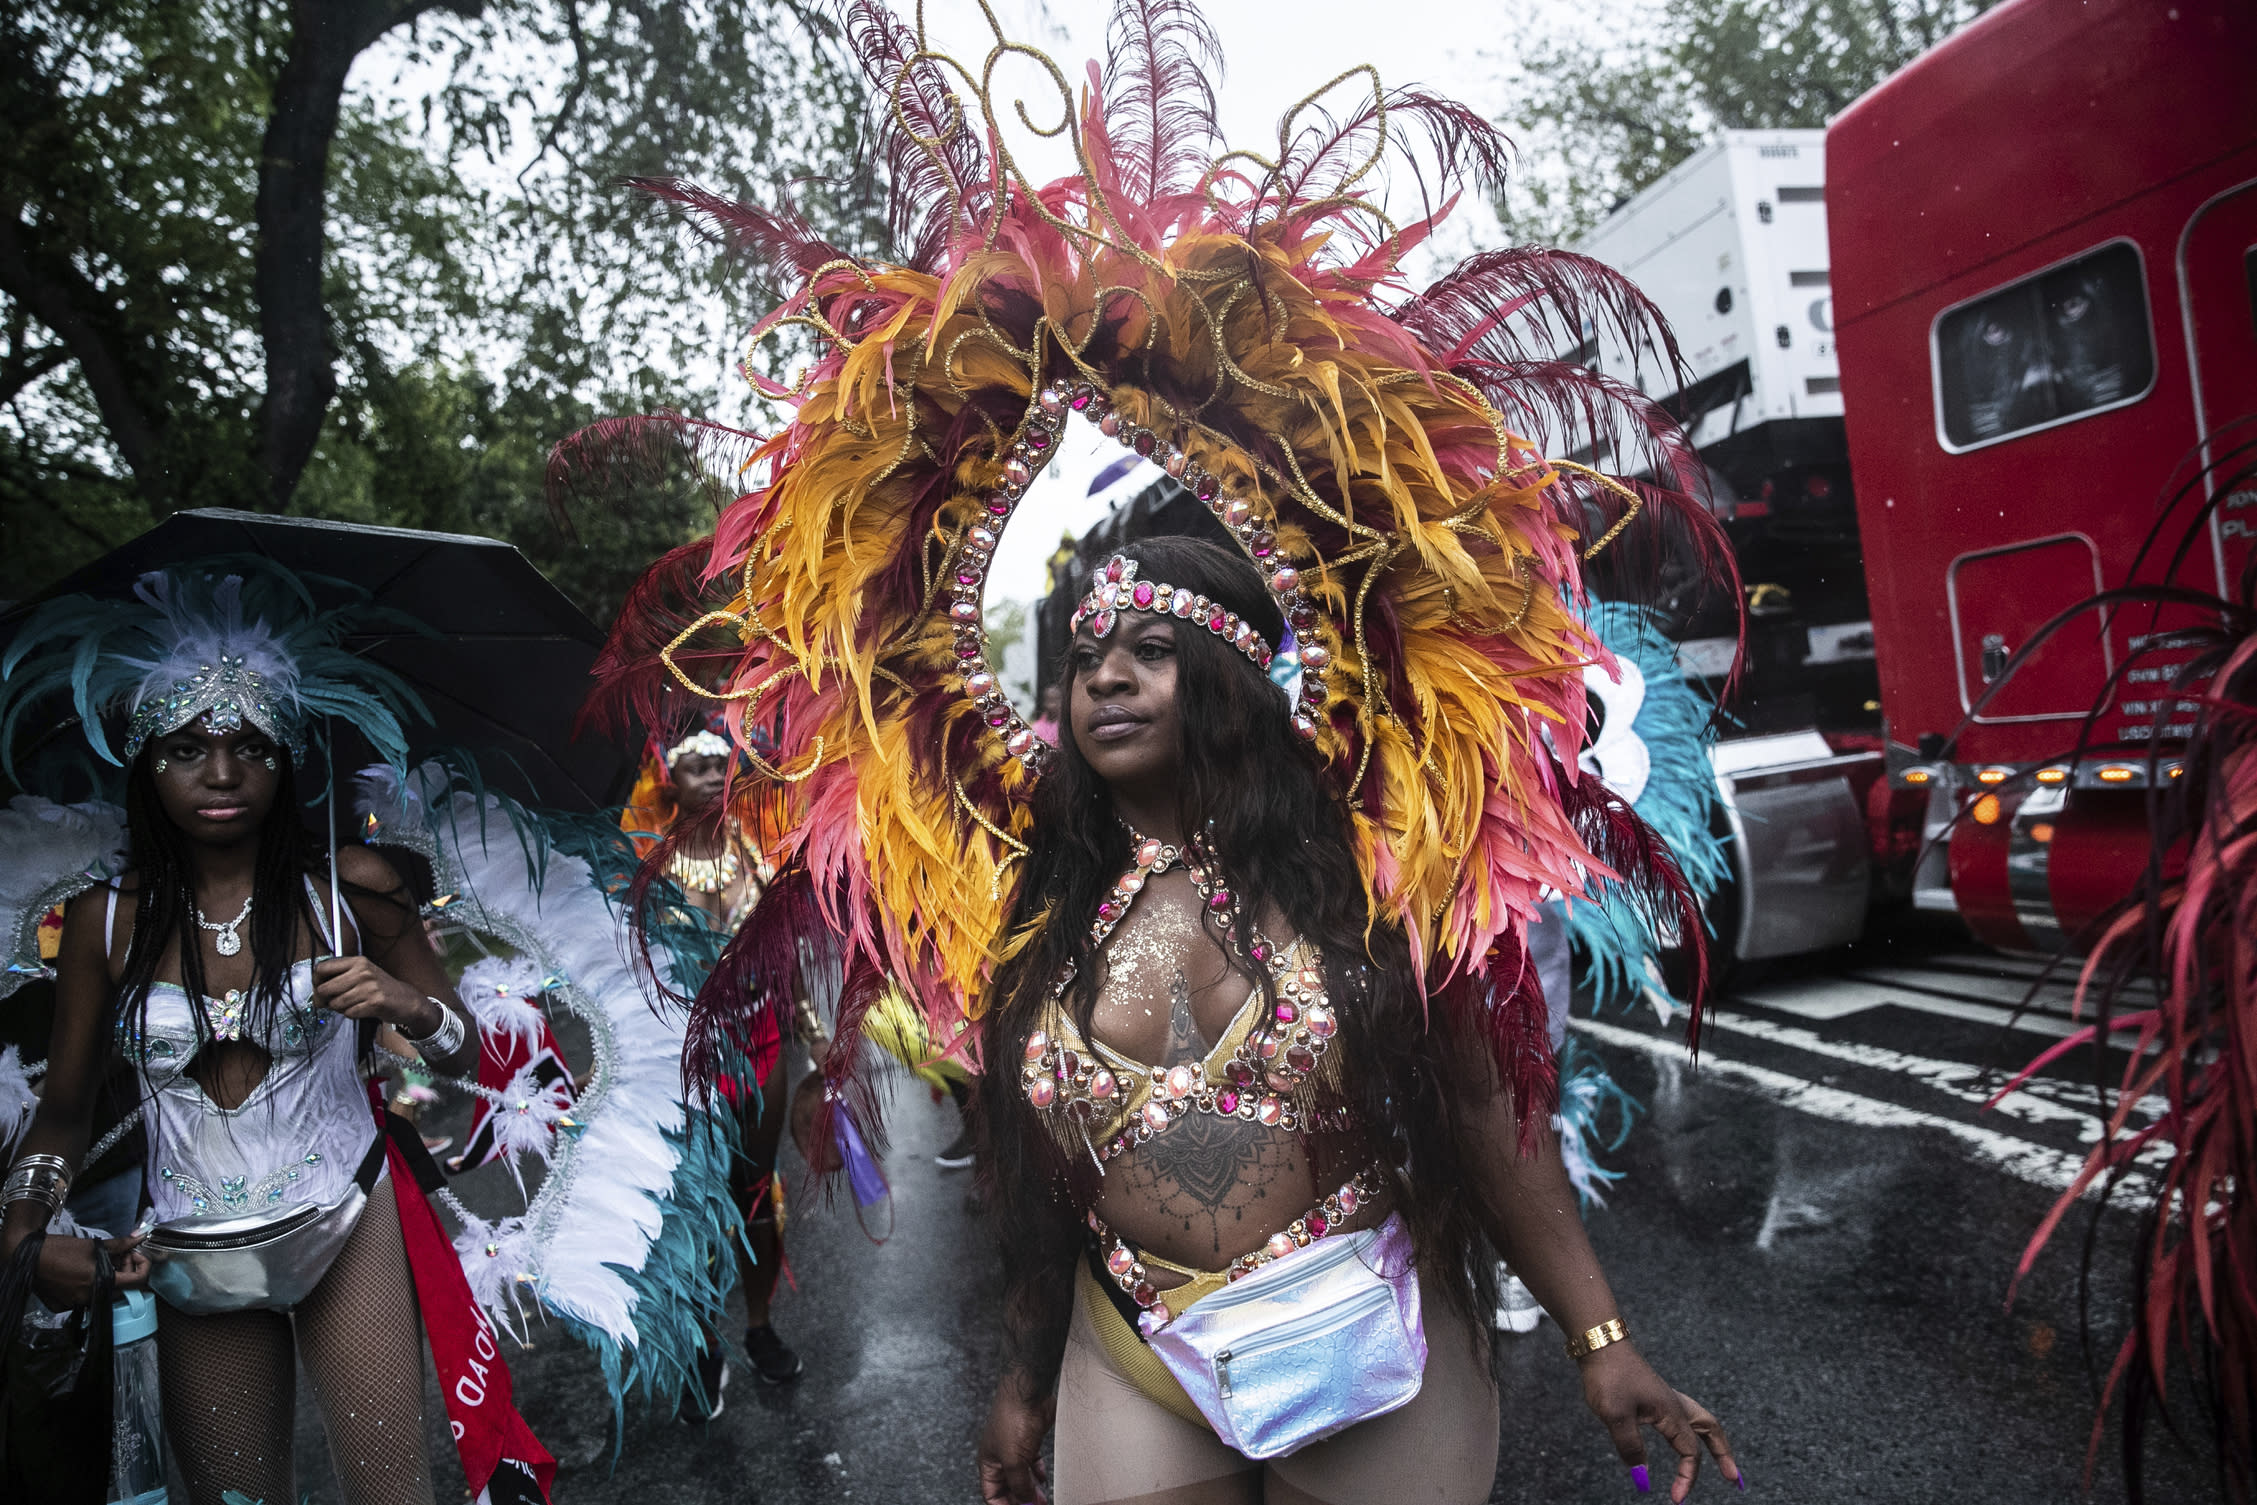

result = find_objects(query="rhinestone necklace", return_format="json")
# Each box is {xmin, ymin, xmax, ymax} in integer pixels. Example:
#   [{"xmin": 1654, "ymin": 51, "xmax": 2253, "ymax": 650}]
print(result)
[{"xmin": 194, "ymin": 893, "xmax": 254, "ymax": 958}]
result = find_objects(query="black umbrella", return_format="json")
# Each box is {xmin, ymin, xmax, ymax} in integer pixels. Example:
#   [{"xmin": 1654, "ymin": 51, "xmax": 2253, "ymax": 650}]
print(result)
[{"xmin": 0, "ymin": 509, "xmax": 631, "ymax": 812}]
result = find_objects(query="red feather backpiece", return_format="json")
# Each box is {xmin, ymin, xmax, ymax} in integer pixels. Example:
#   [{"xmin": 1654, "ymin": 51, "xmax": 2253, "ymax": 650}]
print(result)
[{"xmin": 1978, "ymin": 445, "xmax": 2257, "ymax": 1500}]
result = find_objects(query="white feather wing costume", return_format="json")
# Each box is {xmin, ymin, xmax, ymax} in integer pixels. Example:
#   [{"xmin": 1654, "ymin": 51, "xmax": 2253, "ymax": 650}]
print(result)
[
  {"xmin": 357, "ymin": 761, "xmax": 738, "ymax": 1420},
  {"xmin": 0, "ymin": 796, "xmax": 128, "ymax": 1001}
]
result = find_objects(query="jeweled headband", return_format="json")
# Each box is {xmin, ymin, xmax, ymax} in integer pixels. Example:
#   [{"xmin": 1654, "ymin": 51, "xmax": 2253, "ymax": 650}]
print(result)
[
  {"xmin": 1, "ymin": 560, "xmax": 426, "ymax": 782},
  {"xmin": 1069, "ymin": 555, "xmax": 1275, "ymax": 670},
  {"xmin": 665, "ymin": 729, "xmax": 733, "ymax": 767},
  {"xmin": 123, "ymin": 654, "xmax": 301, "ymax": 763}
]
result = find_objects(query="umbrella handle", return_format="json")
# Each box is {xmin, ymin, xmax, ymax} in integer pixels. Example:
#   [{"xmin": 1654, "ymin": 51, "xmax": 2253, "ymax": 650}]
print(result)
[{"xmin": 327, "ymin": 717, "xmax": 343, "ymax": 955}]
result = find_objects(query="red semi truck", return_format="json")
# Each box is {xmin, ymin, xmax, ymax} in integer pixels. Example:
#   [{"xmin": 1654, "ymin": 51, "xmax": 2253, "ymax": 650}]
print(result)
[{"xmin": 1827, "ymin": 0, "xmax": 2257, "ymax": 953}]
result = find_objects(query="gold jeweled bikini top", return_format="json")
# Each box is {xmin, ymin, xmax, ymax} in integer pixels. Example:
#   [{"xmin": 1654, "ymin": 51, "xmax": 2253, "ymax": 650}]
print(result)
[{"xmin": 1022, "ymin": 834, "xmax": 1344, "ymax": 1170}]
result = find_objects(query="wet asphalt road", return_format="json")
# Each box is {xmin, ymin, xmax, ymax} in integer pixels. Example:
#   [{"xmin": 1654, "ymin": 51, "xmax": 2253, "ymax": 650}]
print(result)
[{"xmin": 287, "ymin": 923, "xmax": 2216, "ymax": 1504}]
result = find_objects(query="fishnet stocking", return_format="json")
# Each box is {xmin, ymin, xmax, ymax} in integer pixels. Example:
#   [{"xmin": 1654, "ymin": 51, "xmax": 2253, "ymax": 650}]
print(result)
[
  {"xmin": 296, "ymin": 1179, "xmax": 434, "ymax": 1504},
  {"xmin": 158, "ymin": 1296, "xmax": 295, "ymax": 1505},
  {"xmin": 158, "ymin": 1178, "xmax": 435, "ymax": 1505}
]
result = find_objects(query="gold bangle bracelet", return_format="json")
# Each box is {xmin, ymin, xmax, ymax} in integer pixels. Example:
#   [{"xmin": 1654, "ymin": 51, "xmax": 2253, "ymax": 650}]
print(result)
[{"xmin": 1564, "ymin": 1317, "xmax": 1628, "ymax": 1360}]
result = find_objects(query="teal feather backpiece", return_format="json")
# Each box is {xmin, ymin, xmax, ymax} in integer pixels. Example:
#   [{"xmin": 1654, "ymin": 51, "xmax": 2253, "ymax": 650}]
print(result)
[
  {"xmin": 0, "ymin": 554, "xmax": 430, "ymax": 780},
  {"xmin": 1566, "ymin": 601, "xmax": 1732, "ymax": 1019},
  {"xmin": 1553, "ymin": 603, "xmax": 1732, "ymax": 1212}
]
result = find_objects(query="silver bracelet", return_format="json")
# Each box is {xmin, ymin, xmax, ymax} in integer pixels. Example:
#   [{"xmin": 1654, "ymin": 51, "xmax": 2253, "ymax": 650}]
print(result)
[
  {"xmin": 2, "ymin": 1154, "xmax": 70, "ymax": 1216},
  {"xmin": 406, "ymin": 998, "xmax": 467, "ymax": 1057}
]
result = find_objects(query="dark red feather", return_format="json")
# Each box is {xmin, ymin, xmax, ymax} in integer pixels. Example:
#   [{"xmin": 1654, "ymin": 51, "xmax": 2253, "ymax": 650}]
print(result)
[
  {"xmin": 1100, "ymin": 0, "xmax": 1223, "ymax": 205},
  {"xmin": 842, "ymin": 0, "xmax": 991, "ymax": 271}
]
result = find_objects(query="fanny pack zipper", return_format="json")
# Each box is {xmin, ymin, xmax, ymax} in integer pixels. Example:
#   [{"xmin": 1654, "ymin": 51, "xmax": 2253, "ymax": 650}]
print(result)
[
  {"xmin": 1213, "ymin": 1281, "xmax": 1394, "ymax": 1399},
  {"xmin": 1194, "ymin": 1228, "xmax": 1374, "ymax": 1316}
]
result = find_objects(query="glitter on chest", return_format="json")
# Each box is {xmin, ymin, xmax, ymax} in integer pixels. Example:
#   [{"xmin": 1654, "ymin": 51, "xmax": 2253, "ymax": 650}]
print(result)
[
  {"xmin": 1025, "ymin": 853, "xmax": 1345, "ymax": 1166},
  {"xmin": 1091, "ymin": 876, "xmax": 1228, "ymax": 1049}
]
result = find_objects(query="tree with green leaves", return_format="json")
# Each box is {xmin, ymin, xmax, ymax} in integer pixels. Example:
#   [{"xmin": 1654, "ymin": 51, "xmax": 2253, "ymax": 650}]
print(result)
[
  {"xmin": 0, "ymin": 0, "xmax": 882, "ymax": 619},
  {"xmin": 1494, "ymin": 0, "xmax": 2001, "ymax": 246}
]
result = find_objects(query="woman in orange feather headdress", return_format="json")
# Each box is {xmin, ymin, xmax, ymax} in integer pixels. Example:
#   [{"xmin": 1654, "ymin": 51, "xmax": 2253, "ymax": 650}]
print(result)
[
  {"xmin": 559, "ymin": 1, "xmax": 1744, "ymax": 1495},
  {"xmin": 621, "ymin": 714, "xmax": 784, "ymax": 933}
]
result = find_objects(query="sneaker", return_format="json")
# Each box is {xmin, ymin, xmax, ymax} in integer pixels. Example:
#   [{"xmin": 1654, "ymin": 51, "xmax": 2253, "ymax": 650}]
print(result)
[
  {"xmin": 744, "ymin": 1323, "xmax": 804, "ymax": 1384},
  {"xmin": 933, "ymin": 1125, "xmax": 975, "ymax": 1170},
  {"xmin": 678, "ymin": 1344, "xmax": 730, "ymax": 1422},
  {"xmin": 1494, "ymin": 1268, "xmax": 1544, "ymax": 1335}
]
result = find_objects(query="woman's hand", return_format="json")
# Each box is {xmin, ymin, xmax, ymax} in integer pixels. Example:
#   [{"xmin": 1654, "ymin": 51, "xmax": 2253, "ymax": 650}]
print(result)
[
  {"xmin": 788, "ymin": 1071, "xmax": 843, "ymax": 1174},
  {"xmin": 1579, "ymin": 1344, "xmax": 1740, "ymax": 1500},
  {"xmin": 33, "ymin": 1232, "xmax": 150, "ymax": 1309},
  {"xmin": 312, "ymin": 954, "xmax": 439, "ymax": 1034},
  {"xmin": 977, "ymin": 1380, "xmax": 1055, "ymax": 1505}
]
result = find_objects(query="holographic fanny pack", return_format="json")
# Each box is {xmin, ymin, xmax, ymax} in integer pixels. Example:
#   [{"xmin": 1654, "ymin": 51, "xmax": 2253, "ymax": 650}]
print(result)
[{"xmin": 1145, "ymin": 1214, "xmax": 1426, "ymax": 1458}]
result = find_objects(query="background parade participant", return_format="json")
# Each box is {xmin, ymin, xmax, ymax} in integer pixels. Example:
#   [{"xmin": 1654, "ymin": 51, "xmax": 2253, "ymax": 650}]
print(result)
[
  {"xmin": 0, "ymin": 561, "xmax": 549, "ymax": 1505},
  {"xmin": 1501, "ymin": 601, "xmax": 1734, "ymax": 1332},
  {"xmin": 623, "ymin": 717, "xmax": 803, "ymax": 1389}
]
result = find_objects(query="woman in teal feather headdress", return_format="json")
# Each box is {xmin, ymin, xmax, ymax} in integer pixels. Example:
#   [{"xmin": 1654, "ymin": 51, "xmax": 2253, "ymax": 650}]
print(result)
[{"xmin": 0, "ymin": 556, "xmax": 535, "ymax": 1504}]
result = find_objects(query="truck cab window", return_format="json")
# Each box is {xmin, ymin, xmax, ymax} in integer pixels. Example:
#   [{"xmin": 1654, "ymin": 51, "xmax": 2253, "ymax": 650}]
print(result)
[{"xmin": 1932, "ymin": 240, "xmax": 2154, "ymax": 450}]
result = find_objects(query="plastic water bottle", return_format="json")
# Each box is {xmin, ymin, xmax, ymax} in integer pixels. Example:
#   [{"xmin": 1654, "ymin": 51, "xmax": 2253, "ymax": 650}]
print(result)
[{"xmin": 108, "ymin": 1289, "xmax": 167, "ymax": 1505}]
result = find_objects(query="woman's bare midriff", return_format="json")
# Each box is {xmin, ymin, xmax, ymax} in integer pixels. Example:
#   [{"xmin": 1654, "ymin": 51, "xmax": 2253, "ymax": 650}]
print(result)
[{"xmin": 1093, "ymin": 1123, "xmax": 1385, "ymax": 1284}]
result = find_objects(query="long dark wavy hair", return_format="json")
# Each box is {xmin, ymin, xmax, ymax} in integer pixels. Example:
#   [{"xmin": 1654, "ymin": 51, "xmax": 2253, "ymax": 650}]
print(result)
[
  {"xmin": 976, "ymin": 535, "xmax": 1499, "ymax": 1374},
  {"xmin": 113, "ymin": 747, "xmax": 345, "ymax": 1052}
]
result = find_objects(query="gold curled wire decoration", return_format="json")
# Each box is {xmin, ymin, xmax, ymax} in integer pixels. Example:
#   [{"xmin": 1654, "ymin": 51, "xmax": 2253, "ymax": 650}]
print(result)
[
  {"xmin": 944, "ymin": 323, "xmax": 1029, "ymax": 396},
  {"xmin": 655, "ymin": 616, "xmax": 831, "ymax": 783},
  {"xmin": 1503, "ymin": 553, "xmax": 1539, "ymax": 633},
  {"xmin": 899, "ymin": 4, "xmax": 1166, "ymax": 276},
  {"xmin": 1086, "ymin": 285, "xmax": 1164, "ymax": 352},
  {"xmin": 746, "ymin": 733, "xmax": 828, "ymax": 784},
  {"xmin": 805, "ymin": 257, "xmax": 880, "ymax": 294},
  {"xmin": 775, "ymin": 309, "xmax": 858, "ymax": 353},
  {"xmin": 955, "ymin": 779, "xmax": 1031, "ymax": 902},
  {"xmin": 973, "ymin": 39, "xmax": 1166, "ymax": 273},
  {"xmin": 1281, "ymin": 194, "xmax": 1404, "ymax": 259},
  {"xmin": 1545, "ymin": 458, "xmax": 1646, "ymax": 561},
  {"xmin": 1180, "ymin": 274, "xmax": 1303, "ymax": 404},
  {"xmin": 737, "ymin": 261, "xmax": 884, "ymax": 391},
  {"xmin": 661, "ymin": 611, "xmax": 769, "ymax": 698},
  {"xmin": 1208, "ymin": 64, "xmax": 1390, "ymax": 224}
]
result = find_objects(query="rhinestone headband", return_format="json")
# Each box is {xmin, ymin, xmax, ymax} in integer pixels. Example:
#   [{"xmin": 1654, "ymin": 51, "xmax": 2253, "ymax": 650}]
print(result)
[
  {"xmin": 1069, "ymin": 556, "xmax": 1275, "ymax": 669},
  {"xmin": 664, "ymin": 729, "xmax": 733, "ymax": 768},
  {"xmin": 123, "ymin": 655, "xmax": 301, "ymax": 763}
]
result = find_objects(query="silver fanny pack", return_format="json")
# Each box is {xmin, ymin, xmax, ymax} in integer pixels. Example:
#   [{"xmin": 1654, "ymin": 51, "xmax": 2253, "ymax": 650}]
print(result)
[
  {"xmin": 1145, "ymin": 1214, "xmax": 1428, "ymax": 1458},
  {"xmin": 144, "ymin": 1130, "xmax": 387, "ymax": 1315}
]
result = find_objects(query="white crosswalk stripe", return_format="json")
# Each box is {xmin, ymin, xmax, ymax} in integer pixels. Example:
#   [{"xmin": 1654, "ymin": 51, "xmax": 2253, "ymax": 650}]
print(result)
[{"xmin": 1568, "ymin": 1013, "xmax": 2157, "ymax": 1204}]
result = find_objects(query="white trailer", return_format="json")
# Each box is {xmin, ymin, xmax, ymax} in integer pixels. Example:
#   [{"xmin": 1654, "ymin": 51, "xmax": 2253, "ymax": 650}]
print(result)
[
  {"xmin": 1575, "ymin": 131, "xmax": 1879, "ymax": 967},
  {"xmin": 1577, "ymin": 129, "xmax": 1844, "ymax": 446}
]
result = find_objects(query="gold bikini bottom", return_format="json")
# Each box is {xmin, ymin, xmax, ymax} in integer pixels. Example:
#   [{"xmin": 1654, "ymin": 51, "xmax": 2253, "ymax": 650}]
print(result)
[{"xmin": 1077, "ymin": 1252, "xmax": 1226, "ymax": 1426}]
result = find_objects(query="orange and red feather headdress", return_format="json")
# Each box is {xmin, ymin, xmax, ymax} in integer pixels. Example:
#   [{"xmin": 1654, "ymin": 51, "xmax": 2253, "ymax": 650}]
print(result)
[{"xmin": 557, "ymin": 0, "xmax": 1735, "ymax": 1142}]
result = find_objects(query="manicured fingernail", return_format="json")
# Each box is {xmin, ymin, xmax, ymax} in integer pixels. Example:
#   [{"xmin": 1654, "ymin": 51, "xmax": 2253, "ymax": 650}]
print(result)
[
  {"xmin": 1630, "ymin": 1464, "xmax": 1651, "ymax": 1493},
  {"xmin": 1735, "ymin": 1467, "xmax": 1748, "ymax": 1491}
]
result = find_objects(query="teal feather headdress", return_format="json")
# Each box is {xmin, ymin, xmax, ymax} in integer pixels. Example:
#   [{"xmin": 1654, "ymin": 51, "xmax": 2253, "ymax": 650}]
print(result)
[{"xmin": 0, "ymin": 555, "xmax": 431, "ymax": 779}]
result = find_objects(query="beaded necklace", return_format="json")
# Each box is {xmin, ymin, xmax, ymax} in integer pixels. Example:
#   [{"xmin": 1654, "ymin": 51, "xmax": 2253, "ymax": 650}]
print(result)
[
  {"xmin": 1021, "ymin": 831, "xmax": 1340, "ymax": 1159},
  {"xmin": 668, "ymin": 818, "xmax": 744, "ymax": 894}
]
